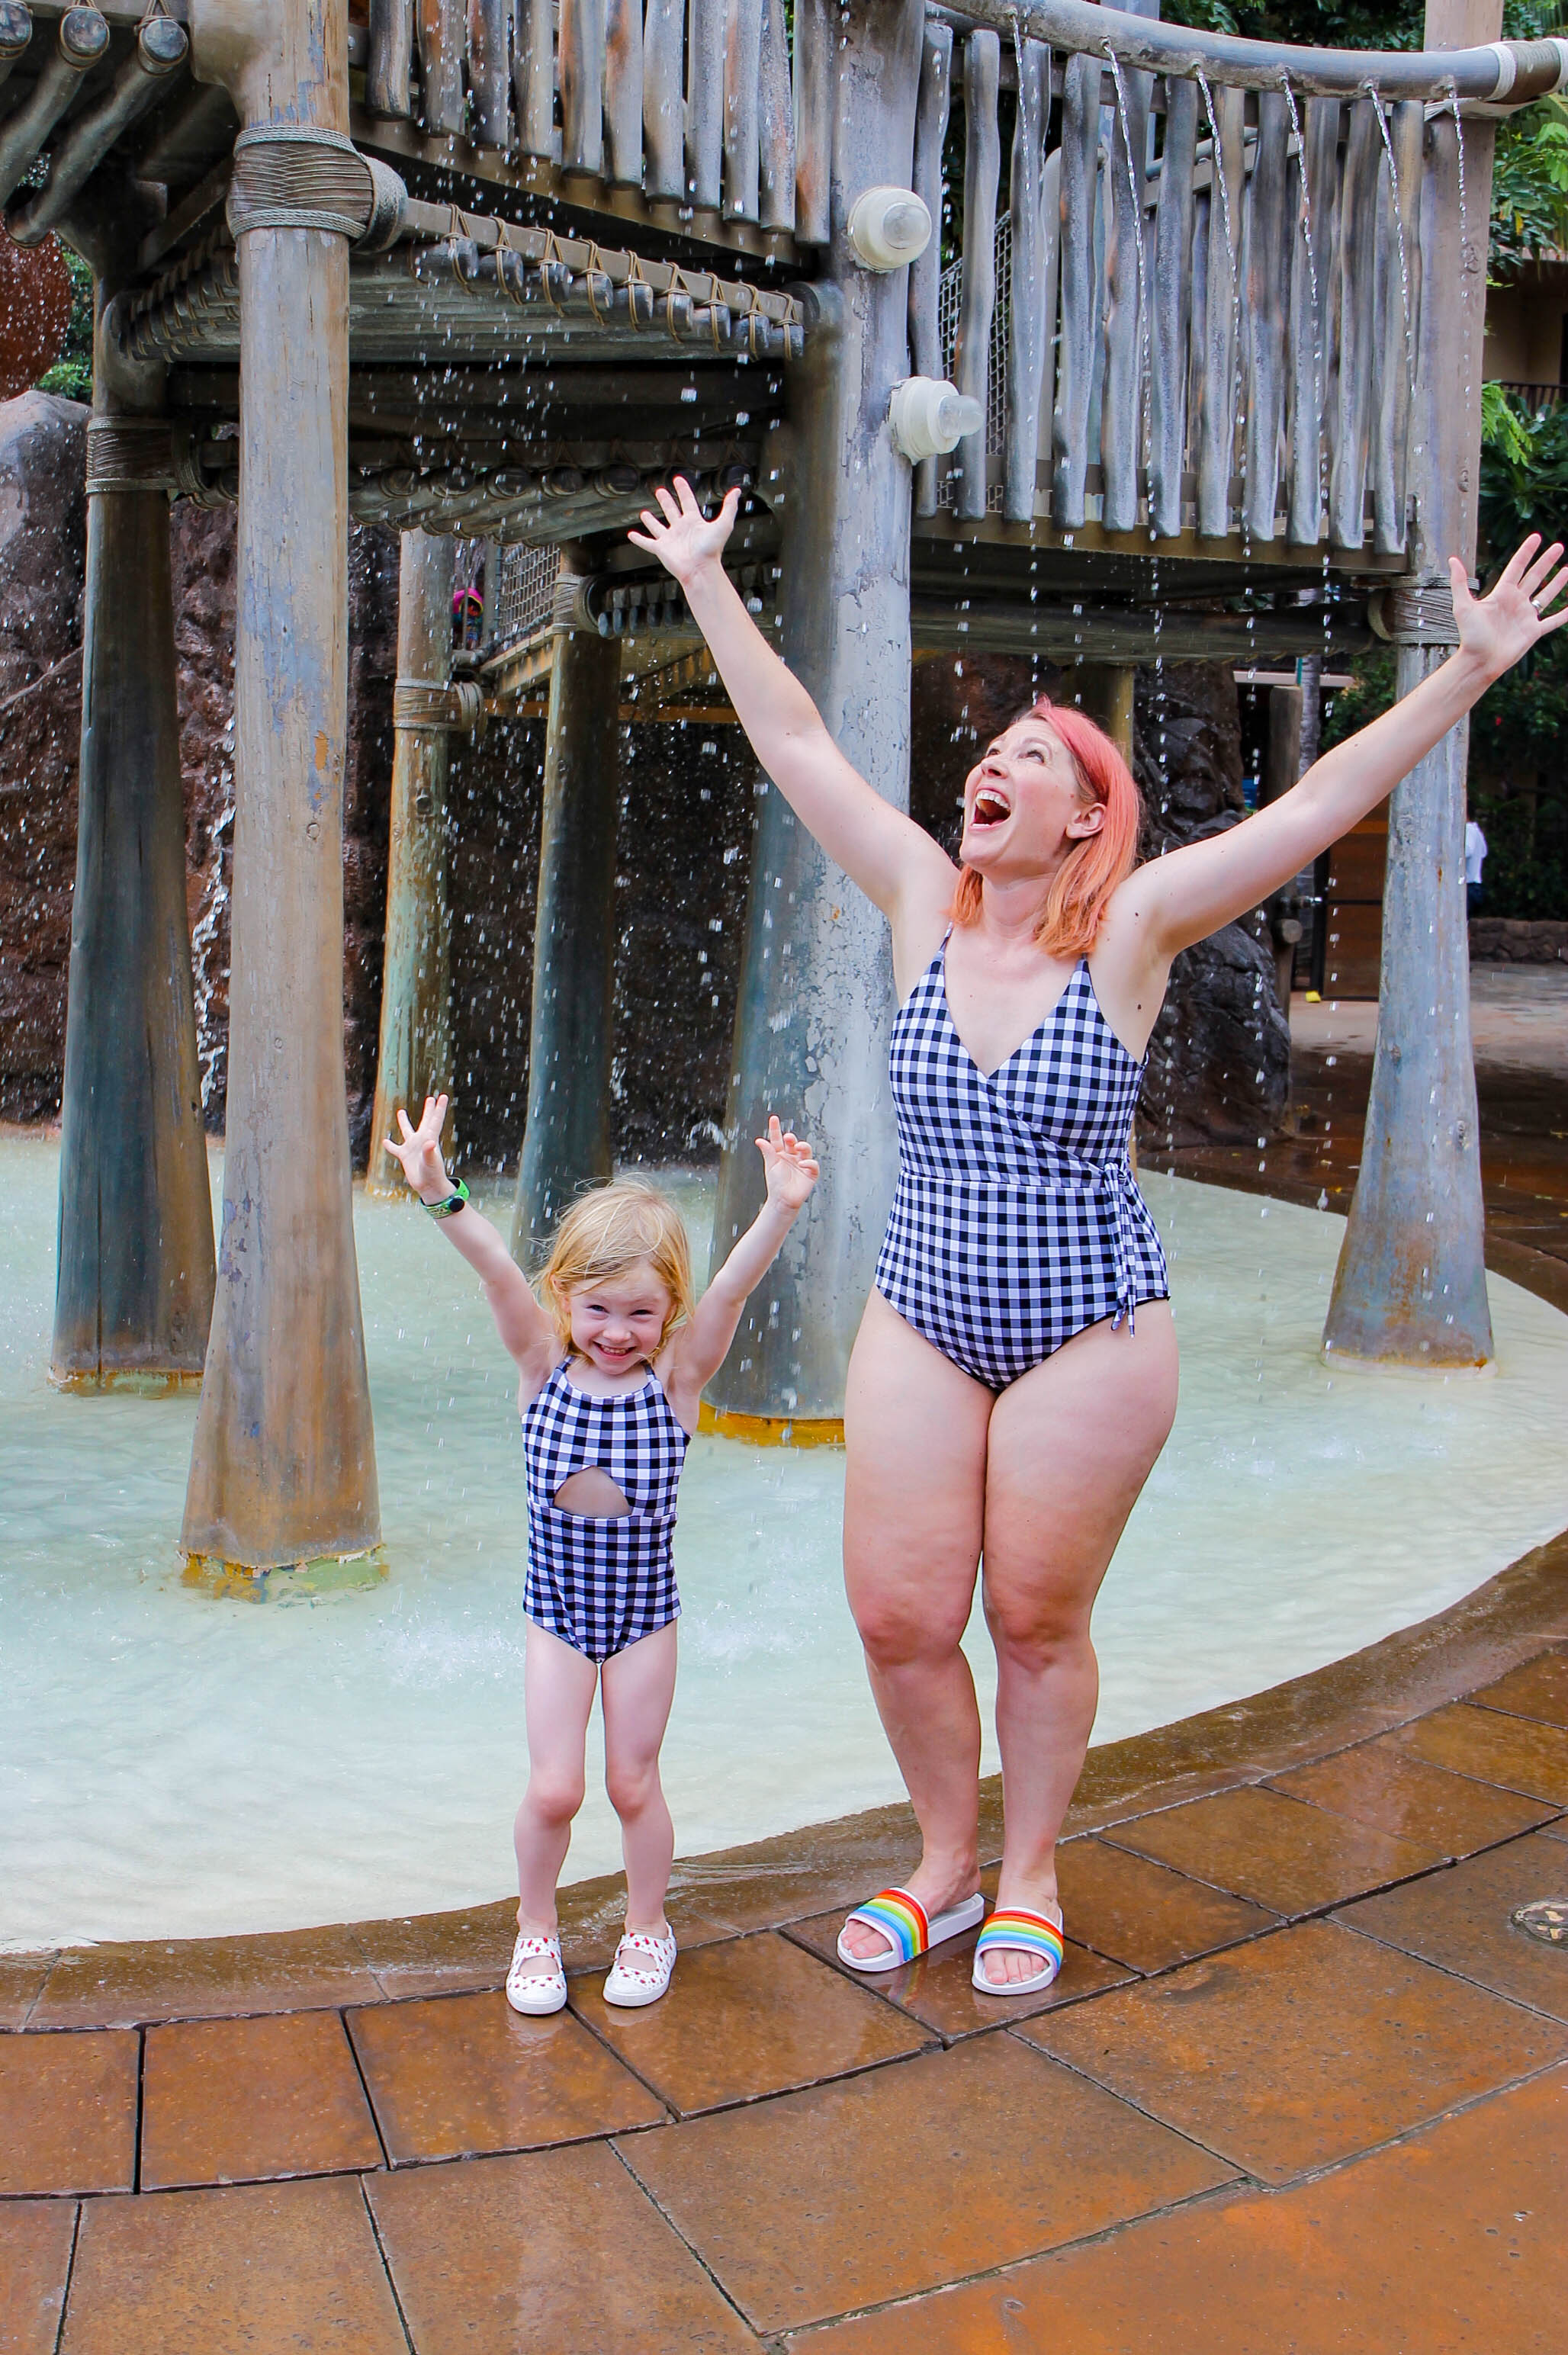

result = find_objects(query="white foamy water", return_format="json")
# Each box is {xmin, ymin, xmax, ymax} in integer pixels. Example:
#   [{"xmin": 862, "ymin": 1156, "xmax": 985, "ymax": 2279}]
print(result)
[{"xmin": 5, "ymin": 1131, "xmax": 1566, "ymax": 1948}]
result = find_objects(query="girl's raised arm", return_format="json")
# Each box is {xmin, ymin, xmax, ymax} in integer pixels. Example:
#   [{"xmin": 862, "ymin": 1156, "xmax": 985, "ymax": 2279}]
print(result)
[
  {"xmin": 660, "ymin": 1117, "xmax": 819, "ymax": 1425},
  {"xmin": 630, "ymin": 480, "xmax": 955, "ymax": 927},
  {"xmin": 382, "ymin": 1095, "xmax": 560, "ymax": 1384},
  {"xmin": 1126, "ymin": 539, "xmax": 1567, "ymax": 961}
]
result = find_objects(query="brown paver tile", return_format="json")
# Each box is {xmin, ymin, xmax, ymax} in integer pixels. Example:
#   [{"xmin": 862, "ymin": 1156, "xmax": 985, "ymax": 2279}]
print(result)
[
  {"xmin": 786, "ymin": 1901, "xmax": 1132, "ymax": 2040},
  {"xmin": 0, "ymin": 2032, "xmax": 137, "ymax": 2198},
  {"xmin": 59, "ymin": 2177, "xmax": 406, "ymax": 2355},
  {"xmin": 1027, "ymin": 1917, "xmax": 1568, "ymax": 2184},
  {"xmin": 0, "ymin": 2201, "xmax": 76, "ymax": 2355},
  {"xmin": 369, "ymin": 2145, "xmax": 760, "ymax": 2350},
  {"xmin": 349, "ymin": 1986, "xmax": 664, "ymax": 2162},
  {"xmin": 140, "ymin": 2009, "xmax": 383, "ymax": 2190},
  {"xmin": 789, "ymin": 2064, "xmax": 1568, "ymax": 2353},
  {"xmin": 1268, "ymin": 1740, "xmax": 1557, "ymax": 1857},
  {"xmin": 570, "ymin": 1930, "xmax": 930, "ymax": 2112},
  {"xmin": 0, "ymin": 1958, "xmax": 53, "ymax": 2035},
  {"xmin": 1104, "ymin": 1782, "xmax": 1445, "ymax": 1915},
  {"xmin": 1058, "ymin": 1836, "xmax": 1280, "ymax": 1971},
  {"xmin": 1338, "ymin": 1829, "xmax": 1568, "ymax": 2022},
  {"xmin": 350, "ymin": 1899, "xmax": 519, "ymax": 1998},
  {"xmin": 1468, "ymin": 1647, "xmax": 1568, "ymax": 1731},
  {"xmin": 619, "ymin": 2029, "xmax": 1235, "ymax": 2334},
  {"xmin": 31, "ymin": 1924, "xmax": 380, "ymax": 2029},
  {"xmin": 1390, "ymin": 1701, "xmax": 1568, "ymax": 1805}
]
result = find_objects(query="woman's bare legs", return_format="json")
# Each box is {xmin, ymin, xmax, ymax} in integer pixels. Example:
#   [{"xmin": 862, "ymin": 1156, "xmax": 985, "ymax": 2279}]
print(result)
[
  {"xmin": 839, "ymin": 1290, "xmax": 994, "ymax": 1961},
  {"xmin": 979, "ymin": 1301, "xmax": 1179, "ymax": 1984},
  {"xmin": 512, "ymin": 1622, "xmax": 599, "ymax": 1980},
  {"xmin": 601, "ymin": 1621, "xmax": 680, "ymax": 1933}
]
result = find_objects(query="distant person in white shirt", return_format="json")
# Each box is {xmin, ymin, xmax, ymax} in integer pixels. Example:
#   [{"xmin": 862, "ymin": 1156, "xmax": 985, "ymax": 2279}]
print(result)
[{"xmin": 1465, "ymin": 814, "xmax": 1488, "ymax": 916}]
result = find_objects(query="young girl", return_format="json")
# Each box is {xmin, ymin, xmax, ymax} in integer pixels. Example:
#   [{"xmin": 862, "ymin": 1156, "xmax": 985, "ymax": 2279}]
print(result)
[{"xmin": 384, "ymin": 1094, "xmax": 820, "ymax": 2013}]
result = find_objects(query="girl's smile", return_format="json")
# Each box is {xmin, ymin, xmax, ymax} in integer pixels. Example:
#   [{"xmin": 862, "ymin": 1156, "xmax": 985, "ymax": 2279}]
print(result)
[{"xmin": 567, "ymin": 1259, "xmax": 673, "ymax": 1380}]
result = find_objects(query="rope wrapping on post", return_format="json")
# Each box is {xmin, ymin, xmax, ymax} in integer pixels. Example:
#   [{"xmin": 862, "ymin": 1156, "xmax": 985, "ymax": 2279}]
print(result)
[
  {"xmin": 227, "ymin": 127, "xmax": 407, "ymax": 250},
  {"xmin": 1368, "ymin": 580, "xmax": 1460, "ymax": 647},
  {"xmin": 393, "ymin": 676, "xmax": 487, "ymax": 736},
  {"xmin": 85, "ymin": 416, "xmax": 175, "ymax": 494}
]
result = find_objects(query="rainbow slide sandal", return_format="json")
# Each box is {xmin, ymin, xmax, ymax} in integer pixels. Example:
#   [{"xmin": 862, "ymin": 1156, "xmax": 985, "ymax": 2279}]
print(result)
[
  {"xmin": 972, "ymin": 1904, "xmax": 1065, "ymax": 1995},
  {"xmin": 836, "ymin": 1886, "xmax": 986, "ymax": 1973}
]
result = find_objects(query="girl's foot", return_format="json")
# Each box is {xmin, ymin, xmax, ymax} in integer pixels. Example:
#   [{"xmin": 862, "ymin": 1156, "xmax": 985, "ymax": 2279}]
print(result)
[
  {"xmin": 506, "ymin": 1929, "xmax": 567, "ymax": 2016},
  {"xmin": 602, "ymin": 1924, "xmax": 676, "ymax": 2007}
]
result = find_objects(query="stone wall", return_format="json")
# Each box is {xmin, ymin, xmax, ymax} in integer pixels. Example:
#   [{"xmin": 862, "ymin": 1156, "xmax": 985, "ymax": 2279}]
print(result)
[{"xmin": 1469, "ymin": 917, "xmax": 1568, "ymax": 964}]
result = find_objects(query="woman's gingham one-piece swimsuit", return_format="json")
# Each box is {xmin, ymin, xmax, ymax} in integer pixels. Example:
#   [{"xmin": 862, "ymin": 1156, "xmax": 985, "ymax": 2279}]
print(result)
[
  {"xmin": 873, "ymin": 936, "xmax": 1169, "ymax": 1390},
  {"xmin": 522, "ymin": 1361, "xmax": 690, "ymax": 1661}
]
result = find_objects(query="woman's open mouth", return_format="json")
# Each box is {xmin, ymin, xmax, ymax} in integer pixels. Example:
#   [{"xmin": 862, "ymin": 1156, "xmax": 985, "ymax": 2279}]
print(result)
[{"xmin": 971, "ymin": 786, "xmax": 1011, "ymax": 829}]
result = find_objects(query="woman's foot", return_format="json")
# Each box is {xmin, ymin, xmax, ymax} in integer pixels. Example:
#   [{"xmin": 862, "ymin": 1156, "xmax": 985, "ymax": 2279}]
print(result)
[
  {"xmin": 838, "ymin": 1862, "xmax": 982, "ymax": 1965},
  {"xmin": 975, "ymin": 1891, "xmax": 1062, "ymax": 1990},
  {"xmin": 602, "ymin": 1920, "xmax": 676, "ymax": 2006}
]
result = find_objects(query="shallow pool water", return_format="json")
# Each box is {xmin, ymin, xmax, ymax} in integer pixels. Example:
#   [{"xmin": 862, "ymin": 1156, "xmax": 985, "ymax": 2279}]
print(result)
[{"xmin": 5, "ymin": 1131, "xmax": 1567, "ymax": 1948}]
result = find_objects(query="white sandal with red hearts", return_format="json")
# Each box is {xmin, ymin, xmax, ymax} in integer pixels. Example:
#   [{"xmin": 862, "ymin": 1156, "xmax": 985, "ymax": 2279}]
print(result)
[
  {"xmin": 506, "ymin": 1929, "xmax": 567, "ymax": 2016},
  {"xmin": 602, "ymin": 1926, "xmax": 676, "ymax": 2007}
]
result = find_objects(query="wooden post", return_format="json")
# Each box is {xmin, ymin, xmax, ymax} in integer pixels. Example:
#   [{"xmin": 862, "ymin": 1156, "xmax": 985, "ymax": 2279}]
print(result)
[
  {"xmin": 1073, "ymin": 662, "xmax": 1136, "ymax": 767},
  {"xmin": 1322, "ymin": 0, "xmax": 1499, "ymax": 1370},
  {"xmin": 512, "ymin": 609, "xmax": 622, "ymax": 1261},
  {"xmin": 367, "ymin": 530, "xmax": 455, "ymax": 1199},
  {"xmin": 181, "ymin": 0, "xmax": 381, "ymax": 1577},
  {"xmin": 52, "ymin": 310, "xmax": 216, "ymax": 1393},
  {"xmin": 706, "ymin": 0, "xmax": 924, "ymax": 1433}
]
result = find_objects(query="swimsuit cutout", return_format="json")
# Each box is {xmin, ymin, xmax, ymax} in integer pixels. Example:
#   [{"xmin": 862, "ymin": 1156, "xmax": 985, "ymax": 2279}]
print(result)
[
  {"xmin": 872, "ymin": 933, "xmax": 1169, "ymax": 1389},
  {"xmin": 522, "ymin": 1359, "xmax": 689, "ymax": 1660}
]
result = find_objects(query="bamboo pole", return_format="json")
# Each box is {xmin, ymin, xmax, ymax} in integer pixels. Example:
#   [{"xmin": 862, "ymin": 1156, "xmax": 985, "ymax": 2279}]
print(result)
[
  {"xmin": 515, "ymin": 0, "xmax": 555, "ymax": 157},
  {"xmin": 1328, "ymin": 98, "xmax": 1383, "ymax": 550},
  {"xmin": 954, "ymin": 31, "xmax": 1000, "ymax": 522},
  {"xmin": 1100, "ymin": 60, "xmax": 1150, "ymax": 535},
  {"xmin": 909, "ymin": 21, "xmax": 952, "ymax": 518},
  {"xmin": 644, "ymin": 0, "xmax": 684, "ymax": 197},
  {"xmin": 418, "ymin": 0, "xmax": 466, "ymax": 135},
  {"xmin": 723, "ymin": 0, "xmax": 763, "ymax": 220},
  {"xmin": 368, "ymin": 0, "xmax": 415, "ymax": 116},
  {"xmin": 604, "ymin": 0, "xmax": 644, "ymax": 185},
  {"xmin": 758, "ymin": 0, "xmax": 795, "ymax": 232},
  {"xmin": 1003, "ymin": 34, "xmax": 1050, "ymax": 525},
  {"xmin": 1242, "ymin": 86, "xmax": 1289, "ymax": 541},
  {"xmin": 792, "ymin": 0, "xmax": 833, "ymax": 246},
  {"xmin": 1286, "ymin": 98, "xmax": 1339, "ymax": 547},
  {"xmin": 686, "ymin": 0, "xmax": 725, "ymax": 212},
  {"xmin": 1149, "ymin": 73, "xmax": 1196, "ymax": 538},
  {"xmin": 468, "ymin": 0, "xmax": 511, "ymax": 147},
  {"xmin": 561, "ymin": 0, "xmax": 607, "ymax": 176},
  {"xmin": 1052, "ymin": 49, "xmax": 1099, "ymax": 529},
  {"xmin": 1195, "ymin": 79, "xmax": 1243, "ymax": 538}
]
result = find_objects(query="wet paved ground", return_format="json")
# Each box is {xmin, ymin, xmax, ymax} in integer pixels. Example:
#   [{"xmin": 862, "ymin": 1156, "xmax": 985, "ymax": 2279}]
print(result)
[{"xmin": 5, "ymin": 968, "xmax": 1566, "ymax": 2350}]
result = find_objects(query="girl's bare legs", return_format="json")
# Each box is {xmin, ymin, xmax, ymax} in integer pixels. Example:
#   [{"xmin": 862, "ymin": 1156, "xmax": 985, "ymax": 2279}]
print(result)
[
  {"xmin": 601, "ymin": 1621, "xmax": 680, "ymax": 1933},
  {"xmin": 513, "ymin": 1622, "xmax": 599, "ymax": 1981},
  {"xmin": 979, "ymin": 1302, "xmax": 1179, "ymax": 1985},
  {"xmin": 839, "ymin": 1290, "xmax": 994, "ymax": 1961}
]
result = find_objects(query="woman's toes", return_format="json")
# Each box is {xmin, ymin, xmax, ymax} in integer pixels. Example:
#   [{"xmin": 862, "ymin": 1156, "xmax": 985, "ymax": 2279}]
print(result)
[{"xmin": 843, "ymin": 1923, "xmax": 893, "ymax": 1962}]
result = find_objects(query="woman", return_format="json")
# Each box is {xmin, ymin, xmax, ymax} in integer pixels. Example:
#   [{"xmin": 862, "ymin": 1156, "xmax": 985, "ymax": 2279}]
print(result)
[{"xmin": 632, "ymin": 480, "xmax": 1563, "ymax": 1993}]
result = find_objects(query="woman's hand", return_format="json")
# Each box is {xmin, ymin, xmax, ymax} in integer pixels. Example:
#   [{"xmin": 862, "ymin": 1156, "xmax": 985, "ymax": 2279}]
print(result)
[
  {"xmin": 384, "ymin": 1094, "xmax": 452, "ymax": 1203},
  {"xmin": 756, "ymin": 1114, "xmax": 821, "ymax": 1214},
  {"xmin": 628, "ymin": 475, "xmax": 741, "ymax": 586},
  {"xmin": 1453, "ymin": 535, "xmax": 1568, "ymax": 680}
]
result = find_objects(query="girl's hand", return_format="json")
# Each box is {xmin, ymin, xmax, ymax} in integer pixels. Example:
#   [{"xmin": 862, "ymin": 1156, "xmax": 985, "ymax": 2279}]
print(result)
[
  {"xmin": 1454, "ymin": 535, "xmax": 1568, "ymax": 679},
  {"xmin": 756, "ymin": 1114, "xmax": 820, "ymax": 1213},
  {"xmin": 384, "ymin": 1094, "xmax": 452, "ymax": 1203},
  {"xmin": 628, "ymin": 474, "xmax": 741, "ymax": 586}
]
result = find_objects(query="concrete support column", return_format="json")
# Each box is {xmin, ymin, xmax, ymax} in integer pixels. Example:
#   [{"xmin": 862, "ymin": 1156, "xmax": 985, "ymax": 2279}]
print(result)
[
  {"xmin": 1322, "ymin": 0, "xmax": 1498, "ymax": 1371},
  {"xmin": 512, "ymin": 612, "xmax": 622, "ymax": 1261},
  {"xmin": 706, "ymin": 0, "xmax": 926, "ymax": 1431},
  {"xmin": 367, "ymin": 530, "xmax": 455, "ymax": 1197},
  {"xmin": 51, "ymin": 323, "xmax": 215, "ymax": 1392},
  {"xmin": 182, "ymin": 0, "xmax": 381, "ymax": 1576}
]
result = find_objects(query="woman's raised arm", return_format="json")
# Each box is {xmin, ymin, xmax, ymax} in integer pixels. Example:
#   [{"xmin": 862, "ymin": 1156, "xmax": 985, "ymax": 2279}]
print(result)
[
  {"xmin": 1126, "ymin": 538, "xmax": 1568, "ymax": 960},
  {"xmin": 630, "ymin": 480, "xmax": 955, "ymax": 925}
]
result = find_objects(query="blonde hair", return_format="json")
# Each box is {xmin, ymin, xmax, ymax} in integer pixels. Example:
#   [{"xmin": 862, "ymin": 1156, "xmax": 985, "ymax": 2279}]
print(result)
[{"xmin": 540, "ymin": 1178, "xmax": 694, "ymax": 1358}]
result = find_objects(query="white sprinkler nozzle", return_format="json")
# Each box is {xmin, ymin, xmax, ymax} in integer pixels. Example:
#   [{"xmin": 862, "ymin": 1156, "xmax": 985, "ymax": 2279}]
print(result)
[
  {"xmin": 888, "ymin": 377, "xmax": 984, "ymax": 464},
  {"xmin": 847, "ymin": 185, "xmax": 933, "ymax": 271}
]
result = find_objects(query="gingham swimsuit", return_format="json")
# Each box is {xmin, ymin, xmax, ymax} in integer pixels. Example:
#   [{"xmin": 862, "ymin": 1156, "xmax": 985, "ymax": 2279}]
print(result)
[
  {"xmin": 522, "ymin": 1361, "xmax": 689, "ymax": 1660},
  {"xmin": 873, "ymin": 935, "xmax": 1168, "ymax": 1390}
]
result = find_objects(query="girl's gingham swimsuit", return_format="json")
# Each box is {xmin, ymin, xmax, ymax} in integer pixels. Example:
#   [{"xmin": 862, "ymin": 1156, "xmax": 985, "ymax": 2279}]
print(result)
[
  {"xmin": 873, "ymin": 934, "xmax": 1169, "ymax": 1390},
  {"xmin": 522, "ymin": 1361, "xmax": 690, "ymax": 1660}
]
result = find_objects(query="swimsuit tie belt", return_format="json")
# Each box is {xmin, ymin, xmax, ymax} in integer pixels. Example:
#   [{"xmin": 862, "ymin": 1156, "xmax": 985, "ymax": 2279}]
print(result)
[{"xmin": 1104, "ymin": 1158, "xmax": 1142, "ymax": 1334}]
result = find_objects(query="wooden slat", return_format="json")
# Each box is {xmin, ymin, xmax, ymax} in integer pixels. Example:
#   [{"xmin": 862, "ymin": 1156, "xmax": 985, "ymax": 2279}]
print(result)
[
  {"xmin": 1242, "ymin": 87, "xmax": 1289, "ymax": 541},
  {"xmin": 1286, "ymin": 97, "xmax": 1340, "ymax": 546},
  {"xmin": 724, "ymin": 0, "xmax": 763, "ymax": 222},
  {"xmin": 561, "ymin": 0, "xmax": 607, "ymax": 175},
  {"xmin": 603, "ymin": 0, "xmax": 643, "ymax": 185},
  {"xmin": 1187, "ymin": 185, "xmax": 1210, "ymax": 514},
  {"xmin": 367, "ymin": 0, "xmax": 415, "ymax": 119},
  {"xmin": 643, "ymin": 0, "xmax": 684, "ymax": 199},
  {"xmin": 1329, "ymin": 96, "xmax": 1383, "ymax": 549},
  {"xmin": 1004, "ymin": 34, "xmax": 1050, "ymax": 522},
  {"xmin": 1372, "ymin": 97, "xmax": 1423, "ymax": 554},
  {"xmin": 1052, "ymin": 47, "xmax": 1100, "ymax": 529},
  {"xmin": 1100, "ymin": 61, "xmax": 1150, "ymax": 534},
  {"xmin": 467, "ymin": 0, "xmax": 510, "ymax": 148},
  {"xmin": 687, "ymin": 0, "xmax": 725, "ymax": 212},
  {"xmin": 954, "ymin": 28, "xmax": 1000, "ymax": 523},
  {"xmin": 418, "ymin": 0, "xmax": 466, "ymax": 136},
  {"xmin": 1195, "ymin": 80, "xmax": 1244, "ymax": 538},
  {"xmin": 1149, "ymin": 72, "xmax": 1197, "ymax": 538},
  {"xmin": 757, "ymin": 0, "xmax": 795, "ymax": 232},
  {"xmin": 514, "ymin": 0, "xmax": 555, "ymax": 159},
  {"xmin": 909, "ymin": 22, "xmax": 952, "ymax": 516},
  {"xmin": 792, "ymin": 0, "xmax": 832, "ymax": 246}
]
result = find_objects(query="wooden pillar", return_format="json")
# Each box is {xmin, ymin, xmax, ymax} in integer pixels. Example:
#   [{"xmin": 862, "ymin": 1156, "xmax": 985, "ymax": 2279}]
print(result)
[
  {"xmin": 1263, "ymin": 683, "xmax": 1304, "ymax": 1016},
  {"xmin": 1072, "ymin": 662, "xmax": 1136, "ymax": 766},
  {"xmin": 511, "ymin": 612, "xmax": 622, "ymax": 1261},
  {"xmin": 367, "ymin": 530, "xmax": 455, "ymax": 1198},
  {"xmin": 707, "ymin": 0, "xmax": 925, "ymax": 1431},
  {"xmin": 181, "ymin": 0, "xmax": 381, "ymax": 1576},
  {"xmin": 51, "ymin": 309, "xmax": 215, "ymax": 1393},
  {"xmin": 1322, "ymin": 0, "xmax": 1498, "ymax": 1370}
]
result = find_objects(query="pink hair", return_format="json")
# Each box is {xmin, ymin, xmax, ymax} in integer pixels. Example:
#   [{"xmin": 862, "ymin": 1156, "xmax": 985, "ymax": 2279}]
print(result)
[{"xmin": 950, "ymin": 696, "xmax": 1142, "ymax": 959}]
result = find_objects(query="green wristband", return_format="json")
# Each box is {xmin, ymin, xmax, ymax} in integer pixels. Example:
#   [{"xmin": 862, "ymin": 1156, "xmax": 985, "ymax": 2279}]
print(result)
[{"xmin": 422, "ymin": 1179, "xmax": 470, "ymax": 1219}]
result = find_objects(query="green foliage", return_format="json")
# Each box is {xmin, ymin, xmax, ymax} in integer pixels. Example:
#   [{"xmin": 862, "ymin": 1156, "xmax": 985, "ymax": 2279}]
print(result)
[
  {"xmin": 1161, "ymin": 0, "xmax": 1421, "ymax": 47},
  {"xmin": 34, "ymin": 246, "xmax": 93, "ymax": 403},
  {"xmin": 1489, "ymin": 107, "xmax": 1568, "ymax": 277}
]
